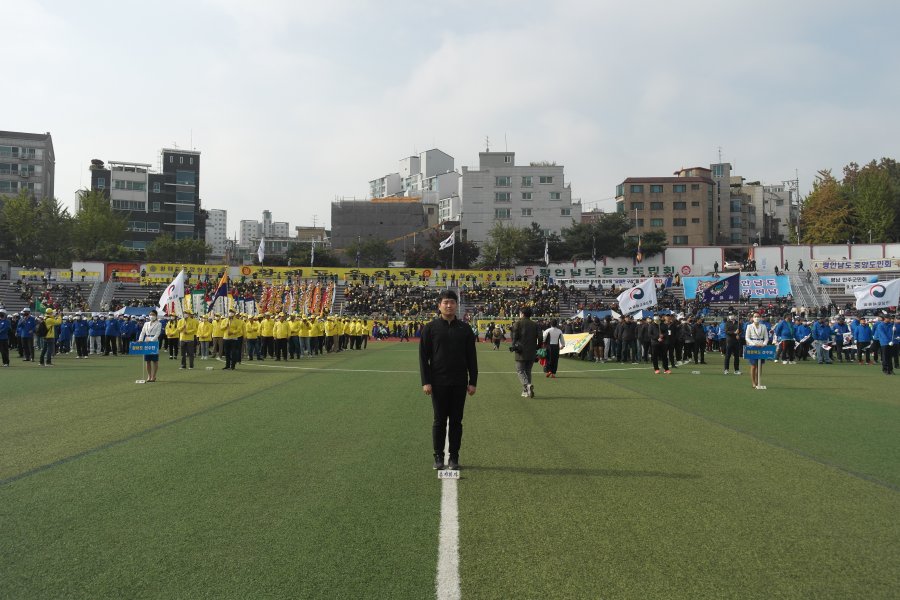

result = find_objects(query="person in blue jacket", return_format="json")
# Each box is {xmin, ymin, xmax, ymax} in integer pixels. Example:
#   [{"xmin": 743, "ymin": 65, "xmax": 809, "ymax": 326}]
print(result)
[
  {"xmin": 794, "ymin": 318, "xmax": 812, "ymax": 361},
  {"xmin": 873, "ymin": 315, "xmax": 897, "ymax": 374},
  {"xmin": 812, "ymin": 317, "xmax": 833, "ymax": 364},
  {"xmin": 17, "ymin": 308, "xmax": 36, "ymax": 362},
  {"xmin": 0, "ymin": 309, "xmax": 11, "ymax": 366},
  {"xmin": 88, "ymin": 315, "xmax": 104, "ymax": 354},
  {"xmin": 831, "ymin": 317, "xmax": 851, "ymax": 363},
  {"xmin": 73, "ymin": 314, "xmax": 90, "ymax": 358},
  {"xmin": 853, "ymin": 317, "xmax": 873, "ymax": 365},
  {"xmin": 716, "ymin": 319, "xmax": 727, "ymax": 354},
  {"xmin": 773, "ymin": 314, "xmax": 796, "ymax": 364},
  {"xmin": 58, "ymin": 316, "xmax": 73, "ymax": 354},
  {"xmin": 104, "ymin": 313, "xmax": 120, "ymax": 356}
]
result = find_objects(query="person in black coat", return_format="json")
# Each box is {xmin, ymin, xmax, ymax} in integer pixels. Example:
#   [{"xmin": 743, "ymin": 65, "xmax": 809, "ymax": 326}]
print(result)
[
  {"xmin": 691, "ymin": 318, "xmax": 707, "ymax": 364},
  {"xmin": 648, "ymin": 316, "xmax": 670, "ymax": 374},
  {"xmin": 419, "ymin": 290, "xmax": 478, "ymax": 471},
  {"xmin": 511, "ymin": 307, "xmax": 541, "ymax": 398}
]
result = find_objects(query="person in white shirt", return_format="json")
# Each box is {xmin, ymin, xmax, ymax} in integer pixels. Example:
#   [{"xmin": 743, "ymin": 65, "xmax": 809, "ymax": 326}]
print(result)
[
  {"xmin": 745, "ymin": 313, "xmax": 769, "ymax": 389},
  {"xmin": 139, "ymin": 309, "xmax": 162, "ymax": 382},
  {"xmin": 542, "ymin": 319, "xmax": 565, "ymax": 378}
]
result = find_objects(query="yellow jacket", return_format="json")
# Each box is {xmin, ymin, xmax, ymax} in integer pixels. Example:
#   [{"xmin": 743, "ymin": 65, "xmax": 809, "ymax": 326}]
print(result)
[
  {"xmin": 260, "ymin": 318, "xmax": 275, "ymax": 337},
  {"xmin": 299, "ymin": 320, "xmax": 311, "ymax": 337},
  {"xmin": 212, "ymin": 318, "xmax": 227, "ymax": 338},
  {"xmin": 289, "ymin": 320, "xmax": 301, "ymax": 336},
  {"xmin": 311, "ymin": 320, "xmax": 325, "ymax": 337},
  {"xmin": 244, "ymin": 321, "xmax": 260, "ymax": 340},
  {"xmin": 224, "ymin": 317, "xmax": 244, "ymax": 340},
  {"xmin": 43, "ymin": 315, "xmax": 62, "ymax": 339},
  {"xmin": 197, "ymin": 321, "xmax": 213, "ymax": 342},
  {"xmin": 273, "ymin": 321, "xmax": 290, "ymax": 339},
  {"xmin": 177, "ymin": 317, "xmax": 199, "ymax": 341},
  {"xmin": 165, "ymin": 321, "xmax": 178, "ymax": 338}
]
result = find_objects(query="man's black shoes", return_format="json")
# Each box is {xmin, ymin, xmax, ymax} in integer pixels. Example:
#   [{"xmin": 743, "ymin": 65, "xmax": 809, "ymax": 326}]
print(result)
[
  {"xmin": 448, "ymin": 457, "xmax": 460, "ymax": 470},
  {"xmin": 433, "ymin": 455, "xmax": 446, "ymax": 470}
]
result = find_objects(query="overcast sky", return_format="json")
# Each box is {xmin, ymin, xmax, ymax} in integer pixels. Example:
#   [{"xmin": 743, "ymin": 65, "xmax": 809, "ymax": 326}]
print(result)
[{"xmin": 7, "ymin": 0, "xmax": 899, "ymax": 234}]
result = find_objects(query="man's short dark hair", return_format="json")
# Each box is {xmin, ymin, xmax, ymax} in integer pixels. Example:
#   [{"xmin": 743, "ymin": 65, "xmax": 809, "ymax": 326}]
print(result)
[
  {"xmin": 521, "ymin": 307, "xmax": 533, "ymax": 318},
  {"xmin": 550, "ymin": 318, "xmax": 558, "ymax": 327},
  {"xmin": 438, "ymin": 289, "xmax": 458, "ymax": 302}
]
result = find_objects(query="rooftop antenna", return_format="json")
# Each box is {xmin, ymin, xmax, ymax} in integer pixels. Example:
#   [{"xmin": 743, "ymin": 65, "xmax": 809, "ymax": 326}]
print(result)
[
  {"xmin": 190, "ymin": 129, "xmax": 193, "ymax": 150},
  {"xmin": 312, "ymin": 214, "xmax": 317, "ymax": 228},
  {"xmin": 485, "ymin": 136, "xmax": 490, "ymax": 152},
  {"xmin": 717, "ymin": 146, "xmax": 723, "ymax": 163},
  {"xmin": 504, "ymin": 133, "xmax": 508, "ymax": 151}
]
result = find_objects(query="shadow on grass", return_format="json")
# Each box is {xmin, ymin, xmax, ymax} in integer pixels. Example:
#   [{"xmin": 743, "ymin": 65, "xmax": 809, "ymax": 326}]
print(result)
[{"xmin": 464, "ymin": 465, "xmax": 701, "ymax": 479}]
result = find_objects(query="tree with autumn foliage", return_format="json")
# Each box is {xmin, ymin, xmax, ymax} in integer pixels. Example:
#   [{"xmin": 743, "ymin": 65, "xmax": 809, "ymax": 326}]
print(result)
[{"xmin": 800, "ymin": 170, "xmax": 855, "ymax": 244}]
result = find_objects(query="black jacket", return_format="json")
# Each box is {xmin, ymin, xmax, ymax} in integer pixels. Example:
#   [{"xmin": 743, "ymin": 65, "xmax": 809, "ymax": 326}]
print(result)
[
  {"xmin": 419, "ymin": 317, "xmax": 478, "ymax": 387},
  {"xmin": 511, "ymin": 317, "xmax": 542, "ymax": 362}
]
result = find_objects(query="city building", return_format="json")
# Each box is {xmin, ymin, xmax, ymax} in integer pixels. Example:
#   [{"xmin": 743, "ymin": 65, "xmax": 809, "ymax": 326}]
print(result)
[
  {"xmin": 331, "ymin": 197, "xmax": 438, "ymax": 259},
  {"xmin": 369, "ymin": 148, "xmax": 459, "ymax": 206},
  {"xmin": 89, "ymin": 147, "xmax": 206, "ymax": 251},
  {"xmin": 741, "ymin": 181, "xmax": 797, "ymax": 244},
  {"xmin": 206, "ymin": 209, "xmax": 228, "ymax": 256},
  {"xmin": 239, "ymin": 210, "xmax": 290, "ymax": 248},
  {"xmin": 616, "ymin": 167, "xmax": 716, "ymax": 246},
  {"xmin": 0, "ymin": 130, "xmax": 55, "ymax": 200},
  {"xmin": 457, "ymin": 151, "xmax": 580, "ymax": 244}
]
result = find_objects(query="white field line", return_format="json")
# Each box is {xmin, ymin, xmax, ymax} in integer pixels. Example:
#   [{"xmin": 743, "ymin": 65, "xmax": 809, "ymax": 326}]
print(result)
[{"xmin": 436, "ymin": 436, "xmax": 461, "ymax": 600}]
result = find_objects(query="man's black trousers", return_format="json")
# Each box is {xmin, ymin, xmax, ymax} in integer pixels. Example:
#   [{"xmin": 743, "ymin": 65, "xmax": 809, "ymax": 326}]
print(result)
[{"xmin": 431, "ymin": 385, "xmax": 467, "ymax": 459}]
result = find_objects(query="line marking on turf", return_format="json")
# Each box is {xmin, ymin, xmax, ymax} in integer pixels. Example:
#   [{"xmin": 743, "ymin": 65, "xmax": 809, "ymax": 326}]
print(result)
[
  {"xmin": 436, "ymin": 436, "xmax": 461, "ymax": 600},
  {"xmin": 235, "ymin": 358, "xmax": 649, "ymax": 376}
]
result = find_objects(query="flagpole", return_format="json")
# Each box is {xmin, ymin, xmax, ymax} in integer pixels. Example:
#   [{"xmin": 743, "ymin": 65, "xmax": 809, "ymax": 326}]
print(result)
[{"xmin": 451, "ymin": 230, "xmax": 456, "ymax": 271}]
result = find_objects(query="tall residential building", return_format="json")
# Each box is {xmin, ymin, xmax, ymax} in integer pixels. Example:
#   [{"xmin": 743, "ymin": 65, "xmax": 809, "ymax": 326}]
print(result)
[
  {"xmin": 615, "ymin": 167, "xmax": 716, "ymax": 246},
  {"xmin": 89, "ymin": 147, "xmax": 206, "ymax": 251},
  {"xmin": 206, "ymin": 209, "xmax": 228, "ymax": 256},
  {"xmin": 458, "ymin": 151, "xmax": 580, "ymax": 244},
  {"xmin": 239, "ymin": 210, "xmax": 290, "ymax": 247},
  {"xmin": 369, "ymin": 148, "xmax": 458, "ymax": 205},
  {"xmin": 741, "ymin": 181, "xmax": 797, "ymax": 244},
  {"xmin": 0, "ymin": 130, "xmax": 55, "ymax": 200}
]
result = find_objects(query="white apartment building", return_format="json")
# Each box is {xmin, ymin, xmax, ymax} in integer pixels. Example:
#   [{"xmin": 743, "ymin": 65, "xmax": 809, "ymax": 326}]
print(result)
[
  {"xmin": 369, "ymin": 148, "xmax": 459, "ymax": 207},
  {"xmin": 457, "ymin": 152, "xmax": 581, "ymax": 244},
  {"xmin": 205, "ymin": 208, "xmax": 227, "ymax": 256},
  {"xmin": 239, "ymin": 210, "xmax": 289, "ymax": 247}
]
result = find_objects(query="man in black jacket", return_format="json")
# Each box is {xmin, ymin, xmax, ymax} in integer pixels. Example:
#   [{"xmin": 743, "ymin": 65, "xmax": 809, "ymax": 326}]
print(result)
[
  {"xmin": 419, "ymin": 290, "xmax": 478, "ymax": 470},
  {"xmin": 648, "ymin": 316, "xmax": 670, "ymax": 374},
  {"xmin": 511, "ymin": 307, "xmax": 542, "ymax": 398}
]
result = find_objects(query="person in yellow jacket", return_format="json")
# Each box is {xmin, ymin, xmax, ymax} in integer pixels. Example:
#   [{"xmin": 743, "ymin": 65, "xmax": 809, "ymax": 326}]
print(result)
[
  {"xmin": 222, "ymin": 309, "xmax": 244, "ymax": 370},
  {"xmin": 177, "ymin": 307, "xmax": 199, "ymax": 369},
  {"xmin": 311, "ymin": 317, "xmax": 325, "ymax": 355},
  {"xmin": 325, "ymin": 316, "xmax": 339, "ymax": 353},
  {"xmin": 260, "ymin": 313, "xmax": 275, "ymax": 360},
  {"xmin": 273, "ymin": 313, "xmax": 290, "ymax": 361},
  {"xmin": 211, "ymin": 314, "xmax": 227, "ymax": 359},
  {"xmin": 165, "ymin": 316, "xmax": 179, "ymax": 360},
  {"xmin": 244, "ymin": 315, "xmax": 261, "ymax": 360},
  {"xmin": 288, "ymin": 314, "xmax": 302, "ymax": 359},
  {"xmin": 197, "ymin": 315, "xmax": 213, "ymax": 360},
  {"xmin": 298, "ymin": 317, "xmax": 312, "ymax": 357},
  {"xmin": 39, "ymin": 308, "xmax": 62, "ymax": 366}
]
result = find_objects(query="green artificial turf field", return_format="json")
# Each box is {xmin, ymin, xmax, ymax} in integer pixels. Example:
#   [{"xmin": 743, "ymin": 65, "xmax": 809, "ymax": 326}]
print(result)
[{"xmin": 1, "ymin": 342, "xmax": 898, "ymax": 599}]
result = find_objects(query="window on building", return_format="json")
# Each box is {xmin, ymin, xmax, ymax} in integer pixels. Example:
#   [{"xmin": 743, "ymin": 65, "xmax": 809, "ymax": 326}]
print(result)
[
  {"xmin": 650, "ymin": 202, "xmax": 664, "ymax": 210},
  {"xmin": 673, "ymin": 218, "xmax": 687, "ymax": 226},
  {"xmin": 712, "ymin": 164, "xmax": 725, "ymax": 177},
  {"xmin": 630, "ymin": 184, "xmax": 644, "ymax": 193},
  {"xmin": 495, "ymin": 176, "xmax": 511, "ymax": 187},
  {"xmin": 631, "ymin": 202, "xmax": 644, "ymax": 210},
  {"xmin": 673, "ymin": 202, "xmax": 687, "ymax": 210},
  {"xmin": 539, "ymin": 176, "xmax": 554, "ymax": 184},
  {"xmin": 691, "ymin": 201, "xmax": 700, "ymax": 207},
  {"xmin": 616, "ymin": 184, "xmax": 625, "ymax": 197},
  {"xmin": 495, "ymin": 208, "xmax": 511, "ymax": 219},
  {"xmin": 631, "ymin": 218, "xmax": 645, "ymax": 228},
  {"xmin": 176, "ymin": 171, "xmax": 196, "ymax": 185},
  {"xmin": 189, "ymin": 157, "xmax": 194, "ymax": 165},
  {"xmin": 97, "ymin": 177, "xmax": 105, "ymax": 189},
  {"xmin": 561, "ymin": 208, "xmax": 571, "ymax": 216},
  {"xmin": 522, "ymin": 176, "xmax": 533, "ymax": 187},
  {"xmin": 691, "ymin": 218, "xmax": 700, "ymax": 223},
  {"xmin": 730, "ymin": 232, "xmax": 742, "ymax": 243},
  {"xmin": 673, "ymin": 236, "xmax": 689, "ymax": 245},
  {"xmin": 504, "ymin": 155, "xmax": 512, "ymax": 163},
  {"xmin": 730, "ymin": 199, "xmax": 742, "ymax": 212},
  {"xmin": 691, "ymin": 183, "xmax": 700, "ymax": 190},
  {"xmin": 176, "ymin": 211, "xmax": 194, "ymax": 224},
  {"xmin": 495, "ymin": 192, "xmax": 511, "ymax": 202},
  {"xmin": 650, "ymin": 185, "xmax": 663, "ymax": 193},
  {"xmin": 152, "ymin": 202, "xmax": 161, "ymax": 212},
  {"xmin": 169, "ymin": 156, "xmax": 174, "ymax": 164},
  {"xmin": 179, "ymin": 157, "xmax": 184, "ymax": 164},
  {"xmin": 730, "ymin": 216, "xmax": 742, "ymax": 228},
  {"xmin": 152, "ymin": 182, "xmax": 161, "ymax": 193},
  {"xmin": 673, "ymin": 184, "xmax": 686, "ymax": 193},
  {"xmin": 550, "ymin": 192, "xmax": 561, "ymax": 200},
  {"xmin": 521, "ymin": 208, "xmax": 532, "ymax": 217},
  {"xmin": 651, "ymin": 218, "xmax": 664, "ymax": 227},
  {"xmin": 147, "ymin": 221, "xmax": 160, "ymax": 232}
]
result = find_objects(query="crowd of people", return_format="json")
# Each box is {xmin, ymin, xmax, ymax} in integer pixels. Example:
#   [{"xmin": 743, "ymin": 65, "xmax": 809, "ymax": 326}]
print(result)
[{"xmin": 8, "ymin": 280, "xmax": 90, "ymax": 313}]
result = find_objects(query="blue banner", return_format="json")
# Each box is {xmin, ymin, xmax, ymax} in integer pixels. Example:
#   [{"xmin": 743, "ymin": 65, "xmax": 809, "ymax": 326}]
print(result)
[
  {"xmin": 684, "ymin": 276, "xmax": 792, "ymax": 299},
  {"xmin": 818, "ymin": 275, "xmax": 878, "ymax": 285},
  {"xmin": 129, "ymin": 341, "xmax": 160, "ymax": 355},
  {"xmin": 744, "ymin": 345, "xmax": 777, "ymax": 360}
]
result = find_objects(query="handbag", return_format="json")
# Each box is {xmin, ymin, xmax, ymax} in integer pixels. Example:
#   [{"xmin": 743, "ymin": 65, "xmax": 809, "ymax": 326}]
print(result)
[{"xmin": 536, "ymin": 348, "xmax": 547, "ymax": 359}]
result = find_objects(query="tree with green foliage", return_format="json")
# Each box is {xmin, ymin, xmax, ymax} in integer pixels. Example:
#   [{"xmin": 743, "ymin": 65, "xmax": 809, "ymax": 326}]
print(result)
[
  {"xmin": 146, "ymin": 234, "xmax": 210, "ymax": 263},
  {"xmin": 35, "ymin": 197, "xmax": 73, "ymax": 266},
  {"xmin": 345, "ymin": 237, "xmax": 396, "ymax": 268},
  {"xmin": 0, "ymin": 189, "xmax": 40, "ymax": 264},
  {"xmin": 843, "ymin": 159, "xmax": 900, "ymax": 243},
  {"xmin": 561, "ymin": 212, "xmax": 633, "ymax": 261},
  {"xmin": 404, "ymin": 231, "xmax": 479, "ymax": 269},
  {"xmin": 287, "ymin": 242, "xmax": 343, "ymax": 267},
  {"xmin": 800, "ymin": 170, "xmax": 855, "ymax": 244},
  {"xmin": 71, "ymin": 189, "xmax": 130, "ymax": 260}
]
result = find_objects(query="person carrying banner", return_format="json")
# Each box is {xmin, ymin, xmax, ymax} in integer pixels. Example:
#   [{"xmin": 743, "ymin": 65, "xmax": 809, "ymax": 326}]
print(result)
[
  {"xmin": 222, "ymin": 309, "xmax": 243, "ymax": 370},
  {"xmin": 745, "ymin": 314, "xmax": 769, "ymax": 389},
  {"xmin": 853, "ymin": 317, "xmax": 873, "ymax": 365},
  {"xmin": 648, "ymin": 316, "xmax": 670, "ymax": 374},
  {"xmin": 812, "ymin": 317, "xmax": 833, "ymax": 365},
  {"xmin": 138, "ymin": 310, "xmax": 162, "ymax": 382},
  {"xmin": 873, "ymin": 315, "xmax": 897, "ymax": 375}
]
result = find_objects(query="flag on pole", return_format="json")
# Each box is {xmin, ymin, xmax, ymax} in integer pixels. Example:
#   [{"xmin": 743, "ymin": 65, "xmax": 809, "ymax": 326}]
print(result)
[
  {"xmin": 853, "ymin": 278, "xmax": 900, "ymax": 310},
  {"xmin": 591, "ymin": 236, "xmax": 597, "ymax": 265},
  {"xmin": 310, "ymin": 240, "xmax": 315, "ymax": 266},
  {"xmin": 209, "ymin": 272, "xmax": 229, "ymax": 307},
  {"xmin": 158, "ymin": 269, "xmax": 186, "ymax": 314},
  {"xmin": 439, "ymin": 232, "xmax": 455, "ymax": 250},
  {"xmin": 34, "ymin": 298, "xmax": 46, "ymax": 314},
  {"xmin": 635, "ymin": 236, "xmax": 643, "ymax": 264},
  {"xmin": 257, "ymin": 237, "xmax": 265, "ymax": 263},
  {"xmin": 544, "ymin": 240, "xmax": 549, "ymax": 266},
  {"xmin": 702, "ymin": 273, "xmax": 741, "ymax": 302},
  {"xmin": 616, "ymin": 277, "xmax": 657, "ymax": 315}
]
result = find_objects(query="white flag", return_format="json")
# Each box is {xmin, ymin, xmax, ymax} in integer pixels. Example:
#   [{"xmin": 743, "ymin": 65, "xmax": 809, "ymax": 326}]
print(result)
[
  {"xmin": 853, "ymin": 278, "xmax": 900, "ymax": 310},
  {"xmin": 257, "ymin": 237, "xmax": 265, "ymax": 263},
  {"xmin": 616, "ymin": 277, "xmax": 658, "ymax": 315},
  {"xmin": 439, "ymin": 232, "xmax": 455, "ymax": 250},
  {"xmin": 544, "ymin": 240, "xmax": 549, "ymax": 266},
  {"xmin": 158, "ymin": 269, "xmax": 186, "ymax": 314}
]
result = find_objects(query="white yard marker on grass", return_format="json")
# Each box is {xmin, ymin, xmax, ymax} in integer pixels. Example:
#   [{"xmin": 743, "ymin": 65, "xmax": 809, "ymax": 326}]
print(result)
[{"xmin": 436, "ymin": 436, "xmax": 461, "ymax": 600}]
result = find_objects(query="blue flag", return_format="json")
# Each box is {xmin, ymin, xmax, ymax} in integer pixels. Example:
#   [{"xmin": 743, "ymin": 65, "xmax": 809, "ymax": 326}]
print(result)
[
  {"xmin": 210, "ymin": 272, "xmax": 229, "ymax": 304},
  {"xmin": 702, "ymin": 273, "xmax": 740, "ymax": 302}
]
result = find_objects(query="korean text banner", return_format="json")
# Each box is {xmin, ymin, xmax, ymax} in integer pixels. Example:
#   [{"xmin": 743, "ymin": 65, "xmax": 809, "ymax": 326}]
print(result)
[{"xmin": 683, "ymin": 276, "xmax": 792, "ymax": 299}]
